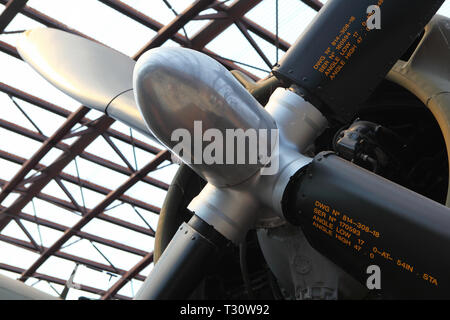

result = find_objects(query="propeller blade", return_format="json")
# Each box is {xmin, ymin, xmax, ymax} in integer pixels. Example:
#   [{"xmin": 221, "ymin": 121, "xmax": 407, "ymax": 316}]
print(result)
[
  {"xmin": 273, "ymin": 0, "xmax": 445, "ymax": 122},
  {"xmin": 16, "ymin": 28, "xmax": 153, "ymax": 138},
  {"xmin": 283, "ymin": 152, "xmax": 450, "ymax": 299}
]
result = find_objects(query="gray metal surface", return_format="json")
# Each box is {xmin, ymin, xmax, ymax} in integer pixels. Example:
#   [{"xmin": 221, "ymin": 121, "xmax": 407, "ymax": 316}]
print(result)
[
  {"xmin": 131, "ymin": 46, "xmax": 329, "ymax": 244},
  {"xmin": 257, "ymin": 224, "xmax": 367, "ymax": 299},
  {"xmin": 134, "ymin": 221, "xmax": 216, "ymax": 300},
  {"xmin": 133, "ymin": 46, "xmax": 277, "ymax": 187},
  {"xmin": 188, "ymin": 182, "xmax": 259, "ymax": 243},
  {"xmin": 265, "ymin": 88, "xmax": 327, "ymax": 153},
  {"xmin": 132, "ymin": 48, "xmax": 327, "ymax": 243},
  {"xmin": 188, "ymin": 88, "xmax": 327, "ymax": 243}
]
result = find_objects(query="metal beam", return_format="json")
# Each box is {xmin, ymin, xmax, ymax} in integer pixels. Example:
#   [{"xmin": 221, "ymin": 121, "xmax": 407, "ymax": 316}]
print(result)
[
  {"xmin": 0, "ymin": 116, "xmax": 169, "ymax": 191},
  {"xmin": 0, "ymin": 0, "xmax": 100, "ymax": 43},
  {"xmin": 0, "ymin": 36, "xmax": 20, "ymax": 58},
  {"xmin": 189, "ymin": 0, "xmax": 262, "ymax": 50},
  {"xmin": 0, "ymin": 234, "xmax": 147, "ymax": 282},
  {"xmin": 99, "ymin": 0, "xmax": 259, "ymax": 80},
  {"xmin": 0, "ymin": 80, "xmax": 163, "ymax": 156},
  {"xmin": 0, "ymin": 149, "xmax": 161, "ymax": 213},
  {"xmin": 0, "ymin": 3, "xmax": 174, "ymax": 242},
  {"xmin": 301, "ymin": 0, "xmax": 323, "ymax": 12},
  {"xmin": 0, "ymin": 114, "xmax": 114, "ymax": 230},
  {"xmin": 0, "ymin": 33, "xmax": 172, "ymax": 232},
  {"xmin": 19, "ymin": 150, "xmax": 169, "ymax": 282},
  {"xmin": 0, "ymin": 0, "xmax": 28, "ymax": 33},
  {"xmin": 190, "ymin": 1, "xmax": 291, "ymax": 51},
  {"xmin": 235, "ymin": 19, "xmax": 272, "ymax": 68},
  {"xmin": 134, "ymin": 0, "xmax": 215, "ymax": 59},
  {"xmin": 0, "ymin": 178, "xmax": 155, "ymax": 236},
  {"xmin": 0, "ymin": 205, "xmax": 149, "ymax": 256},
  {"xmin": 97, "ymin": 0, "xmax": 164, "ymax": 33},
  {"xmin": 0, "ymin": 107, "xmax": 89, "ymax": 209},
  {"xmin": 101, "ymin": 251, "xmax": 153, "ymax": 300},
  {"xmin": 0, "ymin": 262, "xmax": 131, "ymax": 300}
]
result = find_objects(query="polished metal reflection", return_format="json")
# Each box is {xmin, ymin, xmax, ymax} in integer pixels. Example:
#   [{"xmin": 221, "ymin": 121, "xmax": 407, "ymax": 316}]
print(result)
[
  {"xmin": 134, "ymin": 47, "xmax": 277, "ymax": 187},
  {"xmin": 17, "ymin": 28, "xmax": 135, "ymax": 113},
  {"xmin": 17, "ymin": 28, "xmax": 157, "ymax": 142},
  {"xmin": 107, "ymin": 89, "xmax": 150, "ymax": 136}
]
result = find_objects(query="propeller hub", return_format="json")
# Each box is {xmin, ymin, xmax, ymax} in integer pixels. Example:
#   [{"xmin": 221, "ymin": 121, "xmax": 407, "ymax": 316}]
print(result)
[{"xmin": 133, "ymin": 47, "xmax": 277, "ymax": 187}]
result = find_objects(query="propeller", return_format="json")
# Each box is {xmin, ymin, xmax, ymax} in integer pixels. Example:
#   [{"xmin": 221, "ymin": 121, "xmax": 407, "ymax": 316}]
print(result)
[
  {"xmin": 16, "ymin": 28, "xmax": 156, "ymax": 140},
  {"xmin": 132, "ymin": 0, "xmax": 448, "ymax": 299},
  {"xmin": 16, "ymin": 0, "xmax": 448, "ymax": 300}
]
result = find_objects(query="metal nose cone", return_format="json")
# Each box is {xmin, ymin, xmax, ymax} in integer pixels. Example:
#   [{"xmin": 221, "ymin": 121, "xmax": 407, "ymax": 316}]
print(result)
[{"xmin": 133, "ymin": 47, "xmax": 277, "ymax": 187}]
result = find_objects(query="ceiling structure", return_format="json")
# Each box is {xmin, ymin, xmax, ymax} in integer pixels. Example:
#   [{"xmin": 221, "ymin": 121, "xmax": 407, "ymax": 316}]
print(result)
[{"xmin": 0, "ymin": 0, "xmax": 323, "ymax": 300}]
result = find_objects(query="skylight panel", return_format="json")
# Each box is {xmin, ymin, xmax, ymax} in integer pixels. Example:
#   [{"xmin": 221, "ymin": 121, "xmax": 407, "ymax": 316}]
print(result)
[
  {"xmin": 36, "ymin": 256, "xmax": 77, "ymax": 284},
  {"xmin": 81, "ymin": 218, "xmax": 154, "ymax": 252},
  {"xmin": 124, "ymin": 179, "xmax": 167, "ymax": 209},
  {"xmin": 0, "ymin": 240, "xmax": 40, "ymax": 270},
  {"xmin": 62, "ymin": 157, "xmax": 128, "ymax": 192},
  {"xmin": 146, "ymin": 161, "xmax": 178, "ymax": 185},
  {"xmin": 21, "ymin": 198, "xmax": 81, "ymax": 228},
  {"xmin": 206, "ymin": 23, "xmax": 271, "ymax": 79},
  {"xmin": 0, "ymin": 127, "xmax": 42, "ymax": 159},
  {"xmin": 0, "ymin": 52, "xmax": 82, "ymax": 111}
]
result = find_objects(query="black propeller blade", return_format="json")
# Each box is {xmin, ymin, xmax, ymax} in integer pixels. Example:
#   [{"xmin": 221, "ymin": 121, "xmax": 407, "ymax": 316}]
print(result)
[
  {"xmin": 275, "ymin": 0, "xmax": 447, "ymax": 299},
  {"xmin": 273, "ymin": 0, "xmax": 445, "ymax": 123},
  {"xmin": 283, "ymin": 153, "xmax": 450, "ymax": 299}
]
